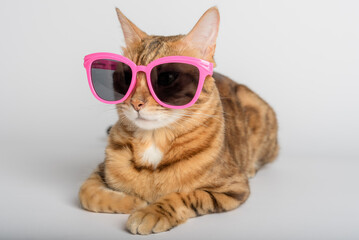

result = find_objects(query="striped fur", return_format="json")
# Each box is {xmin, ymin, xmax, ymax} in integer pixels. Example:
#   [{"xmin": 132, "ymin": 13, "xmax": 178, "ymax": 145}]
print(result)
[{"xmin": 79, "ymin": 7, "xmax": 278, "ymax": 234}]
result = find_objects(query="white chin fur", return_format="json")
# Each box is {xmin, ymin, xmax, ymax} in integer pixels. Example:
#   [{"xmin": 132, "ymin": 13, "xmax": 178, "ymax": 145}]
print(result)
[
  {"xmin": 133, "ymin": 118, "xmax": 173, "ymax": 130},
  {"xmin": 122, "ymin": 107, "xmax": 180, "ymax": 130}
]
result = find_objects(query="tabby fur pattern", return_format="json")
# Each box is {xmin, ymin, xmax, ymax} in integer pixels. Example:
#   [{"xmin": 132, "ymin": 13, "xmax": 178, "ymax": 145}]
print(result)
[{"xmin": 79, "ymin": 7, "xmax": 278, "ymax": 235}]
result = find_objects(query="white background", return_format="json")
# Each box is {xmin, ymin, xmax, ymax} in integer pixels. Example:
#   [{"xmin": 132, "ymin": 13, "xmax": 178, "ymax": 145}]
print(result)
[{"xmin": 1, "ymin": 0, "xmax": 358, "ymax": 239}]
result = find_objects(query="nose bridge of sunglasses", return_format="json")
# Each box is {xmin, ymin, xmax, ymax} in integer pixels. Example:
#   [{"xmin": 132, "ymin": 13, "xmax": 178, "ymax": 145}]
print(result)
[
  {"xmin": 131, "ymin": 70, "xmax": 152, "ymax": 102},
  {"xmin": 136, "ymin": 65, "xmax": 147, "ymax": 72},
  {"xmin": 134, "ymin": 65, "xmax": 150, "ymax": 85},
  {"xmin": 133, "ymin": 68, "xmax": 149, "ymax": 91}
]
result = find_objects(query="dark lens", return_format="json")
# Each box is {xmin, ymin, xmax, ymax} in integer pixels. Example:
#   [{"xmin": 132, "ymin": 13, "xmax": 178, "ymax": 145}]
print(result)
[
  {"xmin": 91, "ymin": 59, "xmax": 132, "ymax": 101},
  {"xmin": 150, "ymin": 63, "xmax": 199, "ymax": 106}
]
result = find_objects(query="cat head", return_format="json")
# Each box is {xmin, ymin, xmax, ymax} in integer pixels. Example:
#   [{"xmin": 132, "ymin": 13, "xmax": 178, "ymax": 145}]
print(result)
[{"xmin": 115, "ymin": 7, "xmax": 220, "ymax": 130}]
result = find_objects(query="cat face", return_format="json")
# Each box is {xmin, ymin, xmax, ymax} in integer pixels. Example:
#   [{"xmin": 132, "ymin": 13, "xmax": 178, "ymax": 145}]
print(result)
[{"xmin": 115, "ymin": 9, "xmax": 220, "ymax": 130}]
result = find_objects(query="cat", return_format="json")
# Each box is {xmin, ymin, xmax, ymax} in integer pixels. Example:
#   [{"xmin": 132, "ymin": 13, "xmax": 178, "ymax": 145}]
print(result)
[{"xmin": 79, "ymin": 6, "xmax": 279, "ymax": 235}]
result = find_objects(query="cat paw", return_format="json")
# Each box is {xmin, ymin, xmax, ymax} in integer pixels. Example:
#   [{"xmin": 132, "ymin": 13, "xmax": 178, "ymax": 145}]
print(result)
[{"xmin": 126, "ymin": 209, "xmax": 172, "ymax": 234}]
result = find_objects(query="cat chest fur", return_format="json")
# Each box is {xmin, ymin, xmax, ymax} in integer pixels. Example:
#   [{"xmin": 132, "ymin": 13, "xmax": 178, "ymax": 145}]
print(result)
[{"xmin": 140, "ymin": 143, "xmax": 163, "ymax": 168}]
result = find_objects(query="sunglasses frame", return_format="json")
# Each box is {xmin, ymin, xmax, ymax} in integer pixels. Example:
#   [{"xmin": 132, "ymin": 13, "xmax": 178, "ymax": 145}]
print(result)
[{"xmin": 84, "ymin": 52, "xmax": 213, "ymax": 109}]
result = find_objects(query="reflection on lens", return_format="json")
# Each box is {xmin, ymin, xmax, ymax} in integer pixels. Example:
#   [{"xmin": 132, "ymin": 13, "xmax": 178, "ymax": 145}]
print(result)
[
  {"xmin": 150, "ymin": 63, "xmax": 199, "ymax": 106},
  {"xmin": 91, "ymin": 59, "xmax": 132, "ymax": 101}
]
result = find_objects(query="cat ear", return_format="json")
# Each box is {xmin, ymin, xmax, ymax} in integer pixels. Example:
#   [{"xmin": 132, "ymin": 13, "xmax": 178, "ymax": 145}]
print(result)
[
  {"xmin": 183, "ymin": 7, "xmax": 220, "ymax": 59},
  {"xmin": 115, "ymin": 8, "xmax": 147, "ymax": 46}
]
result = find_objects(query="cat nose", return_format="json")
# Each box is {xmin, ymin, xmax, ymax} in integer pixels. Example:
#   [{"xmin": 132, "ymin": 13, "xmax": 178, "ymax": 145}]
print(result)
[{"xmin": 131, "ymin": 99, "xmax": 145, "ymax": 111}]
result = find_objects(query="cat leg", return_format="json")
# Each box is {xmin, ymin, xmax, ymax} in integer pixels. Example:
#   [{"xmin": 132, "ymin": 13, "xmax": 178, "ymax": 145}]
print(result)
[
  {"xmin": 79, "ymin": 164, "xmax": 147, "ymax": 214},
  {"xmin": 126, "ymin": 184, "xmax": 249, "ymax": 234}
]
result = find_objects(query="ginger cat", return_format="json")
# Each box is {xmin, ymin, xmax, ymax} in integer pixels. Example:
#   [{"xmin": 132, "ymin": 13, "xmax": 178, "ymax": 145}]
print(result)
[{"xmin": 79, "ymin": 7, "xmax": 278, "ymax": 234}]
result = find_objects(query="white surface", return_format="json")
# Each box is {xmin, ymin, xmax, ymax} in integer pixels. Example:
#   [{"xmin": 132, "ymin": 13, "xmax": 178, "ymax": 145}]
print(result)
[
  {"xmin": 1, "ymin": 0, "xmax": 359, "ymax": 239},
  {"xmin": 1, "ymin": 142, "xmax": 358, "ymax": 239}
]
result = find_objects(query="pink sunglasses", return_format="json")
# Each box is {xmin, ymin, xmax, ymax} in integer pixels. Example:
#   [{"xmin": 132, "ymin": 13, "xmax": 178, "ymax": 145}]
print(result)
[{"xmin": 84, "ymin": 53, "xmax": 213, "ymax": 109}]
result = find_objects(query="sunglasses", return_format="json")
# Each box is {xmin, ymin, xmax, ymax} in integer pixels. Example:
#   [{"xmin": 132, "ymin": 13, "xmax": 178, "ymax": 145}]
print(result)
[{"xmin": 84, "ymin": 53, "xmax": 213, "ymax": 109}]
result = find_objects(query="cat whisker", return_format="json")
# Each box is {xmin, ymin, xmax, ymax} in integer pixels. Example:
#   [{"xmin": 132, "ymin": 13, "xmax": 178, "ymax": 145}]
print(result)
[
  {"xmin": 185, "ymin": 107, "xmax": 233, "ymax": 117},
  {"xmin": 166, "ymin": 112, "xmax": 220, "ymax": 119},
  {"xmin": 176, "ymin": 112, "xmax": 224, "ymax": 121},
  {"xmin": 102, "ymin": 107, "xmax": 118, "ymax": 113},
  {"xmin": 171, "ymin": 117, "xmax": 209, "ymax": 128},
  {"xmin": 170, "ymin": 114, "xmax": 223, "ymax": 124}
]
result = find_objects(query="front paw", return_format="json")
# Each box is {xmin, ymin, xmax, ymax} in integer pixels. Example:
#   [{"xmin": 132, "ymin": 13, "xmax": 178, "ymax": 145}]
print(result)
[{"xmin": 126, "ymin": 208, "xmax": 172, "ymax": 235}]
